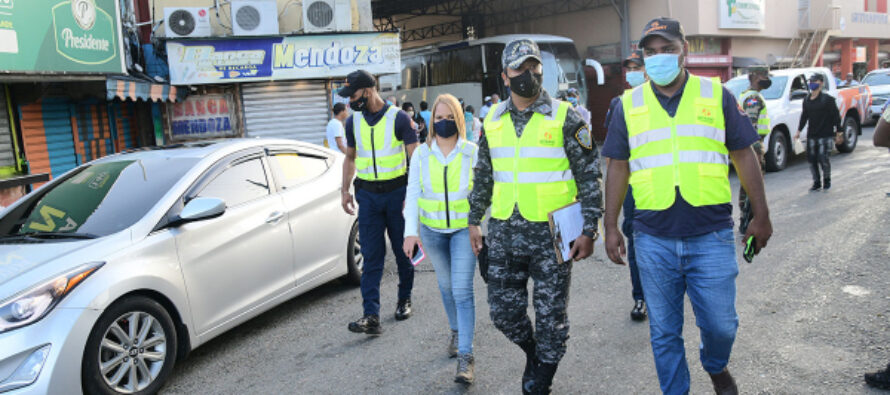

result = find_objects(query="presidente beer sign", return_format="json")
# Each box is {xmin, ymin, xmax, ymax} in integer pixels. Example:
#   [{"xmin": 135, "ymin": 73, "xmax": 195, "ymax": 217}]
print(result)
[
  {"xmin": 167, "ymin": 32, "xmax": 401, "ymax": 85},
  {"xmin": 0, "ymin": 0, "xmax": 125, "ymax": 74}
]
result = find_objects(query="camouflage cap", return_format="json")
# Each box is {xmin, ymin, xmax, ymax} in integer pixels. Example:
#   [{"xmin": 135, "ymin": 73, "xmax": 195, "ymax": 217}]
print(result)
[
  {"xmin": 747, "ymin": 65, "xmax": 771, "ymax": 77},
  {"xmin": 502, "ymin": 39, "xmax": 542, "ymax": 70}
]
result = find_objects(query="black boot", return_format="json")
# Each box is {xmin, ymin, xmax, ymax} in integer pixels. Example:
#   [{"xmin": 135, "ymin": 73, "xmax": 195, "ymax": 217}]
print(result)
[
  {"xmin": 395, "ymin": 298, "xmax": 412, "ymax": 320},
  {"xmin": 630, "ymin": 300, "xmax": 647, "ymax": 321},
  {"xmin": 865, "ymin": 364, "xmax": 890, "ymax": 390},
  {"xmin": 708, "ymin": 368, "xmax": 738, "ymax": 395},
  {"xmin": 523, "ymin": 360, "xmax": 558, "ymax": 395},
  {"xmin": 518, "ymin": 339, "xmax": 536, "ymax": 394}
]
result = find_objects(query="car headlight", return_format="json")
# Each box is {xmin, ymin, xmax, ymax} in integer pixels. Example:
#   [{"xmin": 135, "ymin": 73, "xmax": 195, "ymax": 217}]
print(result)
[{"xmin": 0, "ymin": 262, "xmax": 104, "ymax": 333}]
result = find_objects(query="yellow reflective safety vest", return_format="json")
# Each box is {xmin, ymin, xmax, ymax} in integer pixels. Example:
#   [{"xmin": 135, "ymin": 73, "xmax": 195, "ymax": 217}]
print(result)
[
  {"xmin": 739, "ymin": 89, "xmax": 770, "ymax": 136},
  {"xmin": 417, "ymin": 140, "xmax": 477, "ymax": 230},
  {"xmin": 353, "ymin": 105, "xmax": 407, "ymax": 181},
  {"xmin": 484, "ymin": 99, "xmax": 576, "ymax": 222},
  {"xmin": 622, "ymin": 75, "xmax": 731, "ymax": 211}
]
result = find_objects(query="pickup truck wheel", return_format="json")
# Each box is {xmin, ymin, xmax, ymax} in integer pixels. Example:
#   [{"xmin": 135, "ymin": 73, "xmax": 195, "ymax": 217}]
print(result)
[
  {"xmin": 765, "ymin": 131, "xmax": 788, "ymax": 172},
  {"xmin": 836, "ymin": 116, "xmax": 858, "ymax": 153}
]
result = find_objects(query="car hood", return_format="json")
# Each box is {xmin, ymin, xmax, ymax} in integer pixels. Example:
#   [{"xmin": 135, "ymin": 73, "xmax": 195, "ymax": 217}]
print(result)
[
  {"xmin": 868, "ymin": 84, "xmax": 890, "ymax": 97},
  {"xmin": 0, "ymin": 232, "xmax": 128, "ymax": 301}
]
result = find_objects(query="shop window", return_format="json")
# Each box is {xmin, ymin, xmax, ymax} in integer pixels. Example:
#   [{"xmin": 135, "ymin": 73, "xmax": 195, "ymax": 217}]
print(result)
[
  {"xmin": 198, "ymin": 158, "xmax": 269, "ymax": 207},
  {"xmin": 269, "ymin": 152, "xmax": 329, "ymax": 189}
]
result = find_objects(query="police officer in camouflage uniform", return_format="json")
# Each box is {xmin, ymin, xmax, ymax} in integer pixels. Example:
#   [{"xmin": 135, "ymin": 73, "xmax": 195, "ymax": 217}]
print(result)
[
  {"xmin": 737, "ymin": 66, "xmax": 771, "ymax": 232},
  {"xmin": 468, "ymin": 39, "xmax": 603, "ymax": 395}
]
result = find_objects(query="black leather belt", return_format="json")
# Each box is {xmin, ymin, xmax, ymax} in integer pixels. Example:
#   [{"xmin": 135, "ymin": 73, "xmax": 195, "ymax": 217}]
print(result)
[{"xmin": 354, "ymin": 175, "xmax": 407, "ymax": 194}]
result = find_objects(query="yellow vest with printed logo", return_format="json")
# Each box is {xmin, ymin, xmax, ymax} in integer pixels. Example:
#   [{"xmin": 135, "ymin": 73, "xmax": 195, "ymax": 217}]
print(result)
[
  {"xmin": 417, "ymin": 140, "xmax": 476, "ymax": 230},
  {"xmin": 484, "ymin": 100, "xmax": 576, "ymax": 222},
  {"xmin": 622, "ymin": 75, "xmax": 731, "ymax": 211},
  {"xmin": 739, "ymin": 90, "xmax": 770, "ymax": 136},
  {"xmin": 353, "ymin": 106, "xmax": 407, "ymax": 181}
]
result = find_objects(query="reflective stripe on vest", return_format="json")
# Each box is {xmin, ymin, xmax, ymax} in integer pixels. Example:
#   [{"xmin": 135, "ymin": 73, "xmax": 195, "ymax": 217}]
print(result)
[
  {"xmin": 483, "ymin": 99, "xmax": 577, "ymax": 222},
  {"xmin": 417, "ymin": 141, "xmax": 476, "ymax": 230},
  {"xmin": 354, "ymin": 106, "xmax": 407, "ymax": 181},
  {"xmin": 623, "ymin": 75, "xmax": 731, "ymax": 210},
  {"xmin": 739, "ymin": 90, "xmax": 771, "ymax": 136}
]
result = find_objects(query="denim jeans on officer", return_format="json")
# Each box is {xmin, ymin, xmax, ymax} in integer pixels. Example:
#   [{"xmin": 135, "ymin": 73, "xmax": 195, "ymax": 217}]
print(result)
[
  {"xmin": 633, "ymin": 227, "xmax": 739, "ymax": 395},
  {"xmin": 356, "ymin": 186, "xmax": 415, "ymax": 316},
  {"xmin": 419, "ymin": 226, "xmax": 476, "ymax": 354}
]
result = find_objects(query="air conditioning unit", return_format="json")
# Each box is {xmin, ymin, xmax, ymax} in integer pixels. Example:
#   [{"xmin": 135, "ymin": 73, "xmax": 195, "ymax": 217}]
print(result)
[
  {"xmin": 164, "ymin": 7, "xmax": 212, "ymax": 38},
  {"xmin": 303, "ymin": 0, "xmax": 353, "ymax": 33},
  {"xmin": 232, "ymin": 0, "xmax": 279, "ymax": 36}
]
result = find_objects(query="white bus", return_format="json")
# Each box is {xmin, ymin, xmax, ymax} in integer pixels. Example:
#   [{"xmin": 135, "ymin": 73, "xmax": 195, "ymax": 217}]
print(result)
[{"xmin": 380, "ymin": 34, "xmax": 598, "ymax": 115}]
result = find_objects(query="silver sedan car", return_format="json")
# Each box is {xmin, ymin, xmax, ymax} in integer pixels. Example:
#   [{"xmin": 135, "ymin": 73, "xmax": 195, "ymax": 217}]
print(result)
[{"xmin": 0, "ymin": 139, "xmax": 362, "ymax": 394}]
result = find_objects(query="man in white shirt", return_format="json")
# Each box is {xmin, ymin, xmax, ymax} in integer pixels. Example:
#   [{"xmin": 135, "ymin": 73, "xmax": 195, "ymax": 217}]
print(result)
[{"xmin": 326, "ymin": 103, "xmax": 348, "ymax": 153}]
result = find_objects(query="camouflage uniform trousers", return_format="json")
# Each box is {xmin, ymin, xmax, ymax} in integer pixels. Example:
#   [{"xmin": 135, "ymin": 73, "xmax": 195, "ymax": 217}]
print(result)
[
  {"xmin": 486, "ymin": 210, "xmax": 572, "ymax": 365},
  {"xmin": 738, "ymin": 139, "xmax": 765, "ymax": 223}
]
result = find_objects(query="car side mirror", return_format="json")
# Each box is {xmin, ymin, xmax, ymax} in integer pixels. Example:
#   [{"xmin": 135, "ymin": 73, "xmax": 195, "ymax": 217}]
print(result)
[
  {"xmin": 176, "ymin": 197, "xmax": 225, "ymax": 225},
  {"xmin": 584, "ymin": 58, "xmax": 605, "ymax": 86}
]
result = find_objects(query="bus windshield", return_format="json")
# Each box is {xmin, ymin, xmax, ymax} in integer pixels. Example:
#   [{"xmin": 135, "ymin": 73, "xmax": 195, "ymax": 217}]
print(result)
[{"xmin": 538, "ymin": 42, "xmax": 587, "ymax": 105}]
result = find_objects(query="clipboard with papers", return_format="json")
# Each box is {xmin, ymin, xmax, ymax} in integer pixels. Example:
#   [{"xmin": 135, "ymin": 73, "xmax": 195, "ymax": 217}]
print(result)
[{"xmin": 547, "ymin": 201, "xmax": 584, "ymax": 263}]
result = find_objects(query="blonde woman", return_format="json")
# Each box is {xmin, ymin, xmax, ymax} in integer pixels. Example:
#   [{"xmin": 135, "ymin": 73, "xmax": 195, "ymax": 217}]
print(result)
[{"xmin": 403, "ymin": 94, "xmax": 479, "ymax": 384}]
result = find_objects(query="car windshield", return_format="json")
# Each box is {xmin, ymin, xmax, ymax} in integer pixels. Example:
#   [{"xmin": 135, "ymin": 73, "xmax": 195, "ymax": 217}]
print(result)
[
  {"xmin": 725, "ymin": 76, "xmax": 787, "ymax": 100},
  {"xmin": 863, "ymin": 72, "xmax": 890, "ymax": 86},
  {"xmin": 1, "ymin": 158, "xmax": 198, "ymax": 239}
]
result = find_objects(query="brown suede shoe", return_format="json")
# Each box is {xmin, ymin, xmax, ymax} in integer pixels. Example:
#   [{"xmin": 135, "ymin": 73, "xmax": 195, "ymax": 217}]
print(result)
[{"xmin": 708, "ymin": 368, "xmax": 738, "ymax": 395}]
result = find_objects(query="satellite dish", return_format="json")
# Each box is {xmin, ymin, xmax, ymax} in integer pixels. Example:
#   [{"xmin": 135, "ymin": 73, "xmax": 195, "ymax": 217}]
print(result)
[{"xmin": 168, "ymin": 10, "xmax": 196, "ymax": 36}]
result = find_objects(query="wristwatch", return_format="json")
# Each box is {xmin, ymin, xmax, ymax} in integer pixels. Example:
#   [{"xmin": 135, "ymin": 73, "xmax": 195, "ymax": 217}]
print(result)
[{"xmin": 581, "ymin": 229, "xmax": 599, "ymax": 240}]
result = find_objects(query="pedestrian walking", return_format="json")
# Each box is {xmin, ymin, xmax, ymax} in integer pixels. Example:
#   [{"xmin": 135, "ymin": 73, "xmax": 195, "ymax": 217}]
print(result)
[
  {"xmin": 480, "ymin": 96, "xmax": 493, "ymax": 119},
  {"xmin": 603, "ymin": 49, "xmax": 649, "ymax": 322},
  {"xmin": 325, "ymin": 102, "xmax": 348, "ymax": 153},
  {"xmin": 465, "ymin": 105, "xmax": 482, "ymax": 143},
  {"xmin": 736, "ymin": 66, "xmax": 771, "ymax": 232},
  {"xmin": 863, "ymin": 104, "xmax": 890, "ymax": 391},
  {"xmin": 420, "ymin": 101, "xmax": 432, "ymax": 130},
  {"xmin": 566, "ymin": 88, "xmax": 591, "ymax": 126},
  {"xmin": 602, "ymin": 18, "xmax": 773, "ymax": 395},
  {"xmin": 403, "ymin": 94, "xmax": 479, "ymax": 385},
  {"xmin": 339, "ymin": 70, "xmax": 419, "ymax": 335},
  {"xmin": 795, "ymin": 74, "xmax": 842, "ymax": 191},
  {"xmin": 403, "ymin": 102, "xmax": 429, "ymax": 143},
  {"xmin": 469, "ymin": 38, "xmax": 603, "ymax": 394}
]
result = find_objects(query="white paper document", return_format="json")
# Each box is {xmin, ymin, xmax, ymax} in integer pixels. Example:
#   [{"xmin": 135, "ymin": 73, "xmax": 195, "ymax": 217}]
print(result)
[{"xmin": 548, "ymin": 202, "xmax": 583, "ymax": 263}]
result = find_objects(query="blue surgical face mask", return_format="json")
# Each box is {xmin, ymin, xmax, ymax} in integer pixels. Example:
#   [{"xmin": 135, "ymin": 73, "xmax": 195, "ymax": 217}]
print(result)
[
  {"xmin": 808, "ymin": 82, "xmax": 821, "ymax": 91},
  {"xmin": 434, "ymin": 119, "xmax": 459, "ymax": 139},
  {"xmin": 643, "ymin": 53, "xmax": 682, "ymax": 86},
  {"xmin": 567, "ymin": 96, "xmax": 578, "ymax": 106},
  {"xmin": 626, "ymin": 70, "xmax": 646, "ymax": 87}
]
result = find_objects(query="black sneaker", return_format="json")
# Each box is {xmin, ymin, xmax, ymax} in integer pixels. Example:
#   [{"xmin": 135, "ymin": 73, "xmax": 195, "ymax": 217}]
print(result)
[
  {"xmin": 709, "ymin": 368, "xmax": 738, "ymax": 395},
  {"xmin": 809, "ymin": 183, "xmax": 822, "ymax": 192},
  {"xmin": 865, "ymin": 364, "xmax": 890, "ymax": 390},
  {"xmin": 630, "ymin": 300, "xmax": 647, "ymax": 321},
  {"xmin": 348, "ymin": 315, "xmax": 382, "ymax": 335},
  {"xmin": 823, "ymin": 180, "xmax": 831, "ymax": 190},
  {"xmin": 395, "ymin": 299, "xmax": 412, "ymax": 320}
]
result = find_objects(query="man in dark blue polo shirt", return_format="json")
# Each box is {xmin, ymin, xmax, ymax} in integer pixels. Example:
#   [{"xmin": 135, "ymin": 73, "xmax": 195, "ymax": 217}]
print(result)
[{"xmin": 602, "ymin": 18, "xmax": 773, "ymax": 395}]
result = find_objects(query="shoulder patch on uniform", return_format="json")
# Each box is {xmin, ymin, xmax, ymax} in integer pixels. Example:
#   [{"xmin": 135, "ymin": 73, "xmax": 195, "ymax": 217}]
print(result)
[{"xmin": 575, "ymin": 125, "xmax": 593, "ymax": 150}]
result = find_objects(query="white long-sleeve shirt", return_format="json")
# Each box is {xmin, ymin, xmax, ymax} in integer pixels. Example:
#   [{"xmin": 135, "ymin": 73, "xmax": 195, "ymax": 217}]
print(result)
[{"xmin": 404, "ymin": 137, "xmax": 479, "ymax": 237}]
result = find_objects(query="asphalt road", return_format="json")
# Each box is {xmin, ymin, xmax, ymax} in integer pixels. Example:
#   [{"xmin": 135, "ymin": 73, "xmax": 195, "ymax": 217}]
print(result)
[{"xmin": 162, "ymin": 127, "xmax": 889, "ymax": 394}]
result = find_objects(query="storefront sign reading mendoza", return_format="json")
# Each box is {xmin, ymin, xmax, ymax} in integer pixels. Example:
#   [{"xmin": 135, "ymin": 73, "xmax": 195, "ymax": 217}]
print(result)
[
  {"xmin": 0, "ymin": 0, "xmax": 125, "ymax": 73},
  {"xmin": 719, "ymin": 0, "xmax": 765, "ymax": 30},
  {"xmin": 167, "ymin": 32, "xmax": 401, "ymax": 85},
  {"xmin": 169, "ymin": 94, "xmax": 236, "ymax": 140}
]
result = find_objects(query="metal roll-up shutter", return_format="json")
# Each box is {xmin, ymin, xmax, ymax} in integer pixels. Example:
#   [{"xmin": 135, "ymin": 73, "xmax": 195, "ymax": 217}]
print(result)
[
  {"xmin": 0, "ymin": 88, "xmax": 15, "ymax": 168},
  {"xmin": 19, "ymin": 99, "xmax": 78, "ymax": 179},
  {"xmin": 242, "ymin": 81, "xmax": 329, "ymax": 145}
]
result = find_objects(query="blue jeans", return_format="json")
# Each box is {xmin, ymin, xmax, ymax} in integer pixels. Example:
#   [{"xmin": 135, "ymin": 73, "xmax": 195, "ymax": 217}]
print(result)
[
  {"xmin": 356, "ymin": 186, "xmax": 414, "ymax": 317},
  {"xmin": 420, "ymin": 226, "xmax": 476, "ymax": 354},
  {"xmin": 634, "ymin": 228, "xmax": 739, "ymax": 395}
]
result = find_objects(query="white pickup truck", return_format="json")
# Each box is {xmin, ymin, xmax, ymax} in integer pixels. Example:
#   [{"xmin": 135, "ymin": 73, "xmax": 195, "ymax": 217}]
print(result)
[{"xmin": 725, "ymin": 67, "xmax": 872, "ymax": 172}]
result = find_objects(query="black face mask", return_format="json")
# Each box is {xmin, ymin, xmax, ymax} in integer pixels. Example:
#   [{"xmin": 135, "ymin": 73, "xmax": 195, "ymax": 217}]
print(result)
[
  {"xmin": 758, "ymin": 79, "xmax": 772, "ymax": 90},
  {"xmin": 509, "ymin": 69, "xmax": 543, "ymax": 98},
  {"xmin": 350, "ymin": 92, "xmax": 368, "ymax": 112},
  {"xmin": 434, "ymin": 119, "xmax": 459, "ymax": 138}
]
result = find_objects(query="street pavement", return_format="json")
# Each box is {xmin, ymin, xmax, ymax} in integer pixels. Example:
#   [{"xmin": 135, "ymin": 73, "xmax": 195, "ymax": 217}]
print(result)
[{"xmin": 161, "ymin": 127, "xmax": 889, "ymax": 394}]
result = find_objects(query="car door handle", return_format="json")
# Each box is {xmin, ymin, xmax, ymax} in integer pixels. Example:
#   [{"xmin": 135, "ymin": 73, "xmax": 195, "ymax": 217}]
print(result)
[{"xmin": 265, "ymin": 211, "xmax": 285, "ymax": 224}]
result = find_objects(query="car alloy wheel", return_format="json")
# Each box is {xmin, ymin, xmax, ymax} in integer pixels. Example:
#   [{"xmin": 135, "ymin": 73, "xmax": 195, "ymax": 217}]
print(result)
[{"xmin": 99, "ymin": 311, "xmax": 167, "ymax": 393}]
